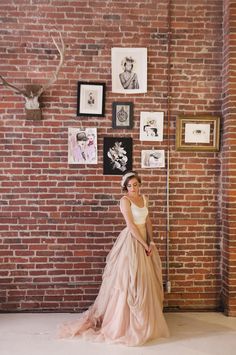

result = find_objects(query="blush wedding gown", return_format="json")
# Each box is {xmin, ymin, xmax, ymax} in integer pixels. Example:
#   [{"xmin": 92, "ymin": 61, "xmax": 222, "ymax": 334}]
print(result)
[{"xmin": 58, "ymin": 195, "xmax": 170, "ymax": 346}]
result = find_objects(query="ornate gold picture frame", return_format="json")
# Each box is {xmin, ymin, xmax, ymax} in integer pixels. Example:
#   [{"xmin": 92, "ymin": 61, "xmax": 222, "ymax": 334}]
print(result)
[{"xmin": 176, "ymin": 116, "xmax": 220, "ymax": 152}]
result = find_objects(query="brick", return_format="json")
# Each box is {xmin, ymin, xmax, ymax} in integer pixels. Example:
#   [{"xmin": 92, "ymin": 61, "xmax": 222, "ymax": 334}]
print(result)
[{"xmin": 0, "ymin": 0, "xmax": 232, "ymax": 314}]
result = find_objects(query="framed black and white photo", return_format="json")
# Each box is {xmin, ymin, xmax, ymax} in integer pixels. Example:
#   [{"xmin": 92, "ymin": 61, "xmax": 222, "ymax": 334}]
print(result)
[
  {"xmin": 103, "ymin": 137, "xmax": 132, "ymax": 175},
  {"xmin": 112, "ymin": 102, "xmax": 133, "ymax": 129},
  {"xmin": 68, "ymin": 127, "xmax": 97, "ymax": 164},
  {"xmin": 77, "ymin": 82, "xmax": 105, "ymax": 117},
  {"xmin": 111, "ymin": 48, "xmax": 147, "ymax": 94},
  {"xmin": 141, "ymin": 150, "xmax": 165, "ymax": 168},
  {"xmin": 176, "ymin": 116, "xmax": 220, "ymax": 151},
  {"xmin": 139, "ymin": 111, "xmax": 164, "ymax": 141}
]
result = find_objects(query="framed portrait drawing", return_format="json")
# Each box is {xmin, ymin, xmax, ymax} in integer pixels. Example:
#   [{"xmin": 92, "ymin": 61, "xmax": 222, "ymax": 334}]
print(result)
[
  {"xmin": 111, "ymin": 47, "xmax": 147, "ymax": 94},
  {"xmin": 103, "ymin": 137, "xmax": 132, "ymax": 175},
  {"xmin": 77, "ymin": 82, "xmax": 105, "ymax": 117},
  {"xmin": 68, "ymin": 127, "xmax": 97, "ymax": 164},
  {"xmin": 176, "ymin": 116, "xmax": 220, "ymax": 151},
  {"xmin": 139, "ymin": 111, "xmax": 164, "ymax": 141},
  {"xmin": 141, "ymin": 150, "xmax": 165, "ymax": 168},
  {"xmin": 112, "ymin": 102, "xmax": 133, "ymax": 129}
]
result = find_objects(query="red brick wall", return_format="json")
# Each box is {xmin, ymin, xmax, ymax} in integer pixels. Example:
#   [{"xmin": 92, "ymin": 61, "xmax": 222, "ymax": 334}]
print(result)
[
  {"xmin": 0, "ymin": 0, "xmax": 224, "ymax": 312},
  {"xmin": 221, "ymin": 0, "xmax": 236, "ymax": 317}
]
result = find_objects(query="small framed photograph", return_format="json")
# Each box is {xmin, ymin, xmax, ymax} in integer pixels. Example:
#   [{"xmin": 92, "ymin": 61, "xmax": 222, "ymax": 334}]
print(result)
[
  {"xmin": 176, "ymin": 116, "xmax": 220, "ymax": 151},
  {"xmin": 112, "ymin": 102, "xmax": 133, "ymax": 129},
  {"xmin": 77, "ymin": 82, "xmax": 105, "ymax": 117},
  {"xmin": 68, "ymin": 127, "xmax": 97, "ymax": 164},
  {"xmin": 141, "ymin": 150, "xmax": 165, "ymax": 168},
  {"xmin": 139, "ymin": 111, "xmax": 164, "ymax": 141},
  {"xmin": 112, "ymin": 47, "xmax": 147, "ymax": 94},
  {"xmin": 103, "ymin": 137, "xmax": 132, "ymax": 175}
]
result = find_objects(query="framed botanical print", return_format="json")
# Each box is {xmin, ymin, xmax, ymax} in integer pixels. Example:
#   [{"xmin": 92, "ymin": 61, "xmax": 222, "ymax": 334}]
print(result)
[
  {"xmin": 103, "ymin": 137, "xmax": 132, "ymax": 175},
  {"xmin": 176, "ymin": 116, "xmax": 220, "ymax": 151},
  {"xmin": 77, "ymin": 82, "xmax": 105, "ymax": 117},
  {"xmin": 112, "ymin": 102, "xmax": 133, "ymax": 129}
]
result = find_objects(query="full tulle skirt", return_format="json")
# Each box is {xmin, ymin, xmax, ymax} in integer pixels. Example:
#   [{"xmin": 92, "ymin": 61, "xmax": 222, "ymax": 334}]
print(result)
[{"xmin": 58, "ymin": 224, "xmax": 170, "ymax": 346}]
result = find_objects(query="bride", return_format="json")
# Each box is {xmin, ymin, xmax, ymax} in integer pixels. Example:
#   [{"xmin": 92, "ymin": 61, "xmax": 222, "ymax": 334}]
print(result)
[{"xmin": 59, "ymin": 171, "xmax": 169, "ymax": 346}]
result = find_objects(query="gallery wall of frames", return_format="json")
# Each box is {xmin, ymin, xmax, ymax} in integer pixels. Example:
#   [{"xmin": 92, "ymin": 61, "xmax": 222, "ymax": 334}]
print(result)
[
  {"xmin": 73, "ymin": 48, "xmax": 167, "ymax": 174},
  {"xmin": 0, "ymin": 0, "xmax": 228, "ymax": 314},
  {"xmin": 71, "ymin": 49, "xmax": 220, "ymax": 174}
]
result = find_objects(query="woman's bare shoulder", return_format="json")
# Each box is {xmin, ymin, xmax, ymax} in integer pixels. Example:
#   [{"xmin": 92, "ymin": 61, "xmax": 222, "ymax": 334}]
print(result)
[{"xmin": 120, "ymin": 195, "xmax": 131, "ymax": 205}]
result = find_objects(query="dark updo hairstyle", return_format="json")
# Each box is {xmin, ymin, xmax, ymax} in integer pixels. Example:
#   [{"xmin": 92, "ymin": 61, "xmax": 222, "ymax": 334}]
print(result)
[{"xmin": 121, "ymin": 170, "xmax": 141, "ymax": 192}]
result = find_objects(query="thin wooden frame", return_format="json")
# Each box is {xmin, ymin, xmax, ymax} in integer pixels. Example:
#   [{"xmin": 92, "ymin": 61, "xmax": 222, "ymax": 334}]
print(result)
[{"xmin": 176, "ymin": 115, "xmax": 220, "ymax": 152}]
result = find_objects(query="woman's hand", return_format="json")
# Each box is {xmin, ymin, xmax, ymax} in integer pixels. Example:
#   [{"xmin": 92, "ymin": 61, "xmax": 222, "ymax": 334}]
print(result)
[
  {"xmin": 144, "ymin": 243, "xmax": 150, "ymax": 256},
  {"xmin": 146, "ymin": 242, "xmax": 155, "ymax": 256}
]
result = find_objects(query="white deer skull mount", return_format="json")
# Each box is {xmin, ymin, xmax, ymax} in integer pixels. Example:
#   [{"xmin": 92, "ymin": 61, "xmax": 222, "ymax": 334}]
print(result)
[{"xmin": 0, "ymin": 33, "xmax": 65, "ymax": 120}]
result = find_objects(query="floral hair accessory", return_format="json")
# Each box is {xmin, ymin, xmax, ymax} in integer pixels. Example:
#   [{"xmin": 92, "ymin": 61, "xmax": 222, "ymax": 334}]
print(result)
[{"xmin": 121, "ymin": 172, "xmax": 136, "ymax": 187}]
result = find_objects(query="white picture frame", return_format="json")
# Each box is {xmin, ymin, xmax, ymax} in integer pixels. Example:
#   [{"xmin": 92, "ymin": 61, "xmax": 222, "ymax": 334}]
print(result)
[
  {"xmin": 112, "ymin": 47, "xmax": 147, "ymax": 94},
  {"xmin": 68, "ymin": 127, "xmax": 97, "ymax": 164},
  {"xmin": 139, "ymin": 111, "xmax": 164, "ymax": 141},
  {"xmin": 141, "ymin": 150, "xmax": 165, "ymax": 168}
]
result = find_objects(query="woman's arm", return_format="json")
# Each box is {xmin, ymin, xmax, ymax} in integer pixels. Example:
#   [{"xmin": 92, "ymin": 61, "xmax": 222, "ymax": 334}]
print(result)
[
  {"xmin": 146, "ymin": 215, "xmax": 155, "ymax": 245},
  {"xmin": 145, "ymin": 197, "xmax": 155, "ymax": 256},
  {"xmin": 120, "ymin": 197, "xmax": 150, "ymax": 252},
  {"xmin": 119, "ymin": 72, "xmax": 135, "ymax": 89}
]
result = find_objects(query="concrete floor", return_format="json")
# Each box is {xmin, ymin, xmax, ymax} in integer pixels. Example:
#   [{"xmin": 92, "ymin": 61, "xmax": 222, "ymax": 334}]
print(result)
[{"xmin": 0, "ymin": 312, "xmax": 236, "ymax": 355}]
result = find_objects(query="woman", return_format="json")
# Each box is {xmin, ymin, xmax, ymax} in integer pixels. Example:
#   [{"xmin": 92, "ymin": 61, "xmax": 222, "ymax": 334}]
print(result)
[
  {"xmin": 72, "ymin": 131, "xmax": 88, "ymax": 163},
  {"xmin": 119, "ymin": 56, "xmax": 139, "ymax": 90},
  {"xmin": 59, "ymin": 171, "xmax": 169, "ymax": 346}
]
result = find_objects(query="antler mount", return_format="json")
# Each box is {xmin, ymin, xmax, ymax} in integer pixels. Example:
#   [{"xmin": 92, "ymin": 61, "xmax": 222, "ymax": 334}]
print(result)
[{"xmin": 0, "ymin": 33, "xmax": 65, "ymax": 120}]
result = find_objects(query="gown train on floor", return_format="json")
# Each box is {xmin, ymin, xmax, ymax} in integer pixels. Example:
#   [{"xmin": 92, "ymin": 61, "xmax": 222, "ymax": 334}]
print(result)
[{"xmin": 59, "ymin": 196, "xmax": 170, "ymax": 346}]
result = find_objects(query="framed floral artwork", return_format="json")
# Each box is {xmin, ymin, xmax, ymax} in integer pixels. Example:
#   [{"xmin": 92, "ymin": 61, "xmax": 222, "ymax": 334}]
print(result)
[{"xmin": 103, "ymin": 137, "xmax": 132, "ymax": 175}]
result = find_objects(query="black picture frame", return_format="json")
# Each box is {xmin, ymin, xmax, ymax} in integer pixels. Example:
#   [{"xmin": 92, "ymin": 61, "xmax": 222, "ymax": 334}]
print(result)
[
  {"xmin": 112, "ymin": 102, "xmax": 133, "ymax": 129},
  {"xmin": 103, "ymin": 137, "xmax": 133, "ymax": 175},
  {"xmin": 77, "ymin": 82, "xmax": 105, "ymax": 117}
]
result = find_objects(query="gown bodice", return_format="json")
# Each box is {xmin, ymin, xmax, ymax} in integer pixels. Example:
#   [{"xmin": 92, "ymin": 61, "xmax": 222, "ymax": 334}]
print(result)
[{"xmin": 127, "ymin": 195, "xmax": 148, "ymax": 225}]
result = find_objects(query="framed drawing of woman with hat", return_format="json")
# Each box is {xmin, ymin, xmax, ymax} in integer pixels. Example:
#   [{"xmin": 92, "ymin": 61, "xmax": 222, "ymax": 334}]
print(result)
[{"xmin": 112, "ymin": 48, "xmax": 147, "ymax": 94}]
